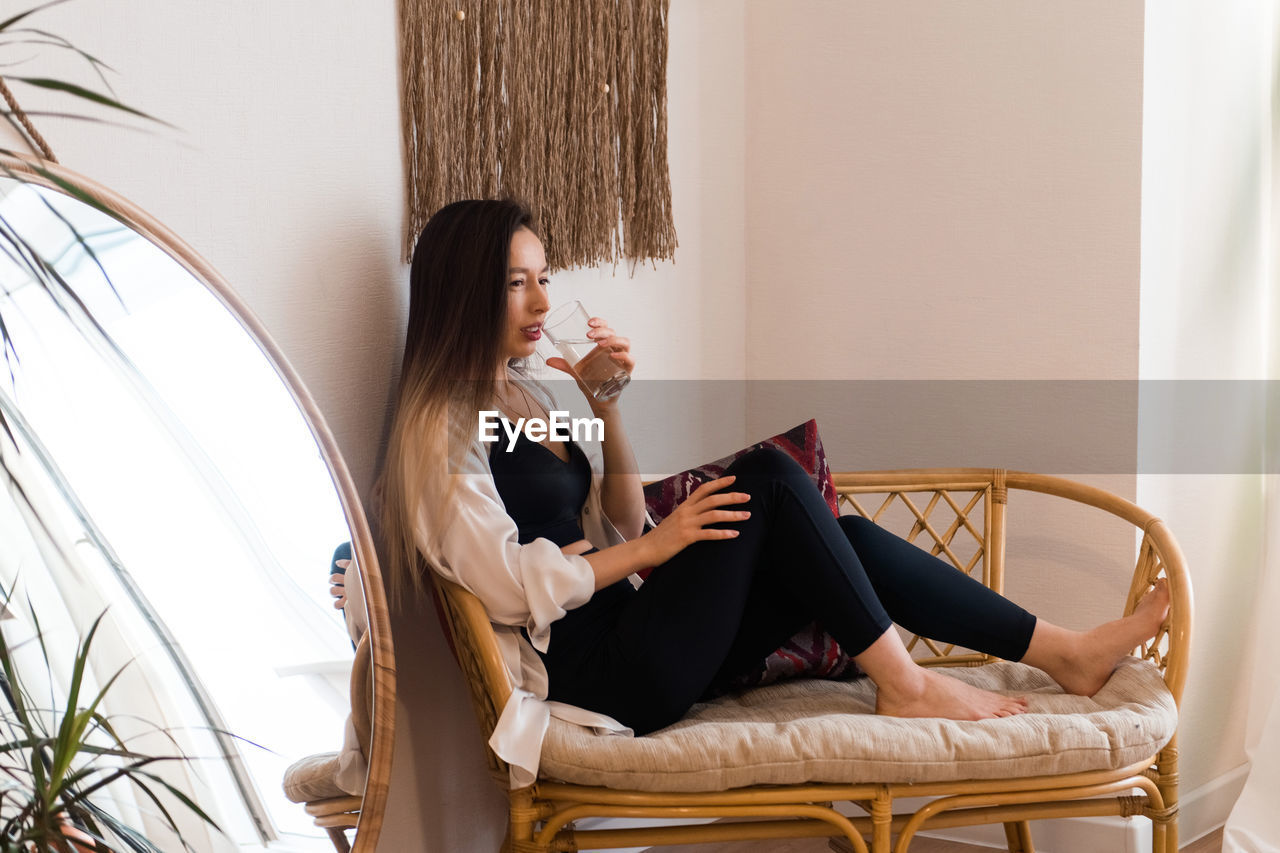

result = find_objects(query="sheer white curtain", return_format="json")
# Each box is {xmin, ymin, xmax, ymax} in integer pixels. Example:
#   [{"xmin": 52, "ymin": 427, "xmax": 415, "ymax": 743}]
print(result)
[
  {"xmin": 1222, "ymin": 481, "xmax": 1280, "ymax": 849},
  {"xmin": 1222, "ymin": 61, "xmax": 1280, "ymax": 842},
  {"xmin": 1222, "ymin": 8, "xmax": 1280, "ymax": 841}
]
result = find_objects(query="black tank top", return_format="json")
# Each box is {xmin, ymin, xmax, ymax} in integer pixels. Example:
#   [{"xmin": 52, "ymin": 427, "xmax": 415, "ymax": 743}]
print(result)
[
  {"xmin": 491, "ymin": 418, "xmax": 634, "ymax": 658},
  {"xmin": 488, "ymin": 422, "xmax": 592, "ymax": 547}
]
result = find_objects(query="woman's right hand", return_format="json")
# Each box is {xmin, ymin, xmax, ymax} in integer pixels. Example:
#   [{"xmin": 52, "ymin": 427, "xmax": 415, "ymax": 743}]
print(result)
[{"xmin": 641, "ymin": 476, "xmax": 752, "ymax": 566}]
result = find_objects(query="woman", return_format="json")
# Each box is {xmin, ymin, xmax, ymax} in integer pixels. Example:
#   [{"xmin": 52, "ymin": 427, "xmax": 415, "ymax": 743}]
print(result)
[{"xmin": 380, "ymin": 199, "xmax": 1170, "ymax": 787}]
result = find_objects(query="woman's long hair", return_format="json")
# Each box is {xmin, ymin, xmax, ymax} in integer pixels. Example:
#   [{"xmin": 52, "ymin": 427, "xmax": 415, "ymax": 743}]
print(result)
[{"xmin": 382, "ymin": 199, "xmax": 536, "ymax": 604}]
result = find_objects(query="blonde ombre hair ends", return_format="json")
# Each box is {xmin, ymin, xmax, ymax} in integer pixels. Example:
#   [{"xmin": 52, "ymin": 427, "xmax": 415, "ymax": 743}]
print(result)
[{"xmin": 381, "ymin": 199, "xmax": 537, "ymax": 606}]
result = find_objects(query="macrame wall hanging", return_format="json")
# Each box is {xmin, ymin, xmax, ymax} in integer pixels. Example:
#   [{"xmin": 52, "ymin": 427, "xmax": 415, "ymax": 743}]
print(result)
[{"xmin": 399, "ymin": 0, "xmax": 677, "ymax": 270}]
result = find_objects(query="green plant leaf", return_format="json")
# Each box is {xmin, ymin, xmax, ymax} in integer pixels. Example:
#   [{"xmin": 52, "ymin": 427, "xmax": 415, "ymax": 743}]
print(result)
[
  {"xmin": 55, "ymin": 742, "xmax": 150, "ymax": 762},
  {"xmin": 82, "ymin": 711, "xmax": 126, "ymax": 754},
  {"xmin": 65, "ymin": 664, "xmax": 130, "ymax": 751},
  {"xmin": 0, "ymin": 0, "xmax": 72, "ymax": 34},
  {"xmin": 0, "ymin": 28, "xmax": 117, "ymax": 92},
  {"xmin": 0, "ymin": 306, "xmax": 17, "ymax": 369},
  {"xmin": 0, "ymin": 590, "xmax": 40, "ymax": 748},
  {"xmin": 83, "ymin": 713, "xmax": 165, "ymax": 750},
  {"xmin": 20, "ymin": 162, "xmax": 118, "ymax": 220},
  {"xmin": 48, "ymin": 612, "xmax": 109, "ymax": 792},
  {"xmin": 23, "ymin": 596, "xmax": 54, "ymax": 715},
  {"xmin": 61, "ymin": 762, "xmax": 216, "ymax": 852},
  {"xmin": 1, "ymin": 110, "xmax": 146, "ymax": 132},
  {"xmin": 76, "ymin": 801, "xmax": 160, "ymax": 853},
  {"xmin": 59, "ymin": 749, "xmax": 195, "ymax": 793},
  {"xmin": 57, "ymin": 756, "xmax": 218, "ymax": 849},
  {"xmin": 128, "ymin": 769, "xmax": 221, "ymax": 839},
  {"xmin": 29, "ymin": 185, "xmax": 121, "ymax": 306},
  {"xmin": 0, "ymin": 735, "xmax": 49, "ymax": 753},
  {"xmin": 107, "ymin": 774, "xmax": 188, "ymax": 850},
  {"xmin": 7, "ymin": 77, "xmax": 171, "ymax": 127},
  {"xmin": 0, "ymin": 209, "xmax": 125, "ymax": 347}
]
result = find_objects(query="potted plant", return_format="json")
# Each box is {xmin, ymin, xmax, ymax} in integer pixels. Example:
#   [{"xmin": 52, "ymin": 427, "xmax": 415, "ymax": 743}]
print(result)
[{"xmin": 0, "ymin": 598, "xmax": 220, "ymax": 852}]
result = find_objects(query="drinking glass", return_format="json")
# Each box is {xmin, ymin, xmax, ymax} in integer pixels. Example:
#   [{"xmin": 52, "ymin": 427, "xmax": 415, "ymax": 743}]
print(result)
[{"xmin": 540, "ymin": 300, "xmax": 631, "ymax": 402}]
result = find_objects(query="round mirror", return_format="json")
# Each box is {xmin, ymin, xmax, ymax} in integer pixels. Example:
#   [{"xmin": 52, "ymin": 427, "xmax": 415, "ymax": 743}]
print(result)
[{"xmin": 0, "ymin": 155, "xmax": 393, "ymax": 852}]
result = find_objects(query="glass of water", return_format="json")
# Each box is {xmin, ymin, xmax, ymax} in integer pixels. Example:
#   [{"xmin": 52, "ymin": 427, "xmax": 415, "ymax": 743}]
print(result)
[{"xmin": 540, "ymin": 301, "xmax": 631, "ymax": 402}]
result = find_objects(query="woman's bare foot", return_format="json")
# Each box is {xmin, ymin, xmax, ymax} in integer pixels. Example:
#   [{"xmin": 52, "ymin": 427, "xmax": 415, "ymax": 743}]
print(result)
[
  {"xmin": 875, "ymin": 667, "xmax": 1028, "ymax": 720},
  {"xmin": 1024, "ymin": 579, "xmax": 1171, "ymax": 697},
  {"xmin": 856, "ymin": 627, "xmax": 1027, "ymax": 721}
]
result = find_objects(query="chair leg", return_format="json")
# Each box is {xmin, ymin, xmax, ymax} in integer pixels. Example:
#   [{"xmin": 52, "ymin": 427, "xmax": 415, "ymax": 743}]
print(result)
[
  {"xmin": 1154, "ymin": 742, "xmax": 1181, "ymax": 853},
  {"xmin": 324, "ymin": 827, "xmax": 352, "ymax": 853},
  {"xmin": 508, "ymin": 786, "xmax": 540, "ymax": 853},
  {"xmin": 1003, "ymin": 821, "xmax": 1034, "ymax": 852},
  {"xmin": 870, "ymin": 789, "xmax": 893, "ymax": 853}
]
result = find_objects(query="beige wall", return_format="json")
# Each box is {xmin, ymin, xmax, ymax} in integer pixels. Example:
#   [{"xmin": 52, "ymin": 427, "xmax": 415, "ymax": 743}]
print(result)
[
  {"xmin": 742, "ymin": 0, "xmax": 1144, "ymax": 640},
  {"xmin": 744, "ymin": 1, "xmax": 1143, "ymax": 383}
]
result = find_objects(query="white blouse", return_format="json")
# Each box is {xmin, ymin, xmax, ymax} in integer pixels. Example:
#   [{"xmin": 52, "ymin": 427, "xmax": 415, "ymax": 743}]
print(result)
[{"xmin": 413, "ymin": 379, "xmax": 635, "ymax": 788}]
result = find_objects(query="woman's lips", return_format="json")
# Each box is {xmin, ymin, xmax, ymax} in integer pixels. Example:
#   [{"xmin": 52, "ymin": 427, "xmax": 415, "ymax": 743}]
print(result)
[{"xmin": 521, "ymin": 325, "xmax": 541, "ymax": 341}]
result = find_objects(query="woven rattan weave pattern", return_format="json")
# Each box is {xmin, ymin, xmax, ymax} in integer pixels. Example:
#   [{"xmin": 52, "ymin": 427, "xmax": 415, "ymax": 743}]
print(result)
[{"xmin": 838, "ymin": 483, "xmax": 995, "ymax": 666}]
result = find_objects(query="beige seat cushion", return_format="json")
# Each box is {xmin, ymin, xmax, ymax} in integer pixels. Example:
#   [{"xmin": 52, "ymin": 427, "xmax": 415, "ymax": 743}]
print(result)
[
  {"xmin": 282, "ymin": 752, "xmax": 346, "ymax": 803},
  {"xmin": 540, "ymin": 657, "xmax": 1177, "ymax": 793}
]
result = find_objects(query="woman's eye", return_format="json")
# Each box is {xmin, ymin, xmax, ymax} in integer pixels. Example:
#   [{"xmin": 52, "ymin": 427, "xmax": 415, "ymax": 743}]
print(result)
[
  {"xmin": 509, "ymin": 279, "xmax": 524, "ymax": 288},
  {"xmin": 539, "ymin": 278, "xmax": 551, "ymax": 287}
]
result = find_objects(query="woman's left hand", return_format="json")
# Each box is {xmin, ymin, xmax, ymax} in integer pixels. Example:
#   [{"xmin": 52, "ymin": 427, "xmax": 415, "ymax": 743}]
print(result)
[
  {"xmin": 545, "ymin": 317, "xmax": 633, "ymax": 404},
  {"xmin": 330, "ymin": 559, "xmax": 350, "ymax": 609}
]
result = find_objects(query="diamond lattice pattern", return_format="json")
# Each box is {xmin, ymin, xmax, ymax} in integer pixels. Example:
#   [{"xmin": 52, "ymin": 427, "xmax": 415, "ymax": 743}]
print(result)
[
  {"xmin": 837, "ymin": 487, "xmax": 990, "ymax": 662},
  {"xmin": 1134, "ymin": 536, "xmax": 1172, "ymax": 673}
]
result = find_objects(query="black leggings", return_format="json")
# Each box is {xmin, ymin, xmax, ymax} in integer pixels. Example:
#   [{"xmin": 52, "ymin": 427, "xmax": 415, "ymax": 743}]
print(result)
[{"xmin": 540, "ymin": 446, "xmax": 1037, "ymax": 735}]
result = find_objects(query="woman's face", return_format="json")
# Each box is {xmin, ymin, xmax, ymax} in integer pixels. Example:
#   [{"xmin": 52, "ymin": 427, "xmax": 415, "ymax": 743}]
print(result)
[{"xmin": 500, "ymin": 226, "xmax": 551, "ymax": 365}]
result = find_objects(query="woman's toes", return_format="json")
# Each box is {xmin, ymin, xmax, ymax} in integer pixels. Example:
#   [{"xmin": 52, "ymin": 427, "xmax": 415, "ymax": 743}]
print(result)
[{"xmin": 1139, "ymin": 579, "xmax": 1171, "ymax": 626}]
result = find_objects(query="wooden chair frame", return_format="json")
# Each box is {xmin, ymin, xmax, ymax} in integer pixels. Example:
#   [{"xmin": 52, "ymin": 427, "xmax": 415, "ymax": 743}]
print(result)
[{"xmin": 432, "ymin": 469, "xmax": 1192, "ymax": 853}]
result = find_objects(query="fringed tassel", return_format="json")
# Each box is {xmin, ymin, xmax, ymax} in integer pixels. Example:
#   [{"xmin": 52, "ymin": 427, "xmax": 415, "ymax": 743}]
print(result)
[{"xmin": 399, "ymin": 0, "xmax": 677, "ymax": 270}]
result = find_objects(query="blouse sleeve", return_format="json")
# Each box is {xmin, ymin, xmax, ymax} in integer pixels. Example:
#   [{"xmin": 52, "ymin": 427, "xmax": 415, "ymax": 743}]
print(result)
[{"xmin": 413, "ymin": 440, "xmax": 596, "ymax": 653}]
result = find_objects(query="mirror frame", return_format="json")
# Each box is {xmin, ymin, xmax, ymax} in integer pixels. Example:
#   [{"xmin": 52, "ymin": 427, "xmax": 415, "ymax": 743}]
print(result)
[{"xmin": 0, "ymin": 152, "xmax": 395, "ymax": 852}]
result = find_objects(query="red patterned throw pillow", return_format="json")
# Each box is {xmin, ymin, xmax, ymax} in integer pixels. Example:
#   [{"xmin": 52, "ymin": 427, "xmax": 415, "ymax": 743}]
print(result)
[{"xmin": 640, "ymin": 420, "xmax": 862, "ymax": 691}]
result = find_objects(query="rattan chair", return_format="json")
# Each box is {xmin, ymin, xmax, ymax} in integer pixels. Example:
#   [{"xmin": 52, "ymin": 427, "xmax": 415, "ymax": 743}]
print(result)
[
  {"xmin": 431, "ymin": 469, "xmax": 1191, "ymax": 853},
  {"xmin": 282, "ymin": 632, "xmax": 372, "ymax": 853}
]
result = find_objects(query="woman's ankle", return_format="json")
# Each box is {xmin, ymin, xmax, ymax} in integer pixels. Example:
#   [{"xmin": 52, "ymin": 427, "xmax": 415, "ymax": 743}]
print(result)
[
  {"xmin": 853, "ymin": 628, "xmax": 926, "ymax": 693},
  {"xmin": 1020, "ymin": 620, "xmax": 1081, "ymax": 675}
]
